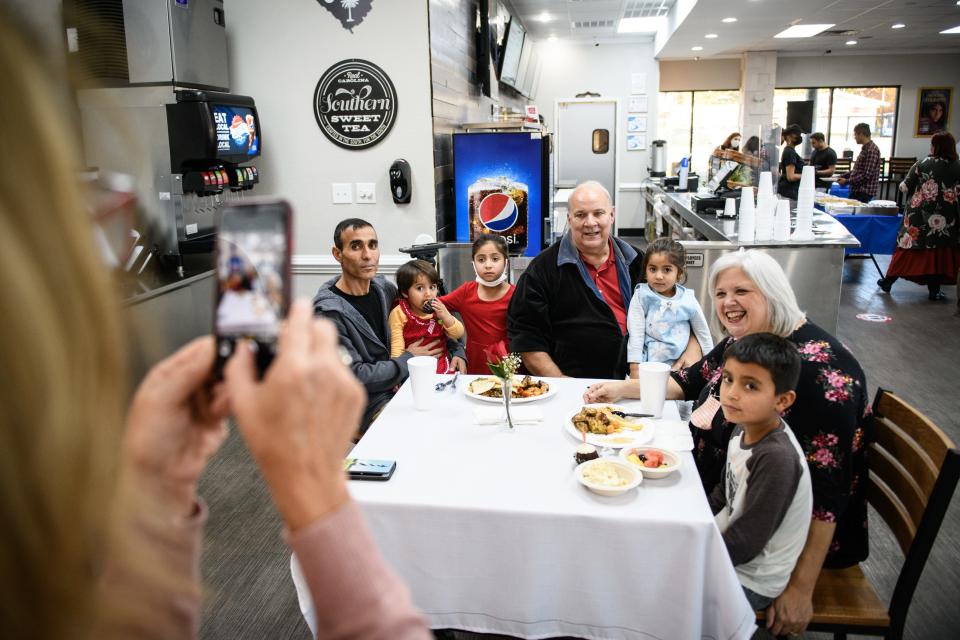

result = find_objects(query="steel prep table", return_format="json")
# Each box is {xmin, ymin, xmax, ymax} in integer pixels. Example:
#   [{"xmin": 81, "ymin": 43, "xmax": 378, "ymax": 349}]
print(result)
[{"xmin": 635, "ymin": 181, "xmax": 860, "ymax": 340}]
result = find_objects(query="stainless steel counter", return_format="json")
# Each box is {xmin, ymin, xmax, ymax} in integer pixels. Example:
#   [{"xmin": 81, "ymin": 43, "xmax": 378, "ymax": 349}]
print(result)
[
  {"xmin": 641, "ymin": 184, "xmax": 860, "ymax": 248},
  {"xmin": 633, "ymin": 182, "xmax": 860, "ymax": 338}
]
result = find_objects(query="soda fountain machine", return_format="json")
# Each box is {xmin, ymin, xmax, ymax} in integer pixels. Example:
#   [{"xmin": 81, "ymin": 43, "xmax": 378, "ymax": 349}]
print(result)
[{"xmin": 72, "ymin": 0, "xmax": 262, "ymax": 279}]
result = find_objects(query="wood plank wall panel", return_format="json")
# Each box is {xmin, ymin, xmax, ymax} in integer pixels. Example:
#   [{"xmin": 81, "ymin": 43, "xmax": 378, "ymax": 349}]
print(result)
[{"xmin": 428, "ymin": 0, "xmax": 526, "ymax": 241}]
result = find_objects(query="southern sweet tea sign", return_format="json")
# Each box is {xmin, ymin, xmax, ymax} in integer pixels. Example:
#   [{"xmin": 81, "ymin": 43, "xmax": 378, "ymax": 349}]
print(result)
[{"xmin": 313, "ymin": 59, "xmax": 397, "ymax": 150}]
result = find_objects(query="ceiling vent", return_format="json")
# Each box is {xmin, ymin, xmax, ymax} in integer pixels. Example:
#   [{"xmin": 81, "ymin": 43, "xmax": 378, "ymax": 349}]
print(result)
[
  {"xmin": 623, "ymin": 0, "xmax": 672, "ymax": 18},
  {"xmin": 571, "ymin": 19, "xmax": 617, "ymax": 30}
]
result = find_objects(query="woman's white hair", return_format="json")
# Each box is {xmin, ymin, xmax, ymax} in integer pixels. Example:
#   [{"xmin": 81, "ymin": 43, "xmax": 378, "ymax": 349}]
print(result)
[{"xmin": 707, "ymin": 249, "xmax": 806, "ymax": 337}]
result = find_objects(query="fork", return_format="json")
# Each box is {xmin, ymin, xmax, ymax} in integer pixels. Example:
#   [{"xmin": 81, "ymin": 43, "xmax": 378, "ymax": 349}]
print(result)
[{"xmin": 611, "ymin": 410, "xmax": 655, "ymax": 419}]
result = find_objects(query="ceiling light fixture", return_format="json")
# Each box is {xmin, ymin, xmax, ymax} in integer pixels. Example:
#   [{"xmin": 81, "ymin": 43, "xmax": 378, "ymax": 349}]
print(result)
[
  {"xmin": 691, "ymin": 46, "xmax": 704, "ymax": 51},
  {"xmin": 846, "ymin": 40, "xmax": 858, "ymax": 45},
  {"xmin": 533, "ymin": 12, "xmax": 553, "ymax": 23},
  {"xmin": 722, "ymin": 17, "xmax": 737, "ymax": 23},
  {"xmin": 774, "ymin": 23, "xmax": 835, "ymax": 38},
  {"xmin": 618, "ymin": 16, "xmax": 666, "ymax": 34},
  {"xmin": 940, "ymin": 25, "xmax": 960, "ymax": 34},
  {"xmin": 705, "ymin": 33, "xmax": 718, "ymax": 39},
  {"xmin": 891, "ymin": 23, "xmax": 906, "ymax": 29},
  {"xmin": 547, "ymin": 34, "xmax": 558, "ymax": 42}
]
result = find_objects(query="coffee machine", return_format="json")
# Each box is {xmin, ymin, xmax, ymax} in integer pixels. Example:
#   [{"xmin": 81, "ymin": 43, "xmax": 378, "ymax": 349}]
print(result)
[{"xmin": 73, "ymin": 0, "xmax": 262, "ymax": 278}]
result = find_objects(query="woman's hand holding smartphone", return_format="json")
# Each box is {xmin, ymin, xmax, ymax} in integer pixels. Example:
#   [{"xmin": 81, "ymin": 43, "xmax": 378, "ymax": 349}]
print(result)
[{"xmin": 225, "ymin": 301, "xmax": 367, "ymax": 532}]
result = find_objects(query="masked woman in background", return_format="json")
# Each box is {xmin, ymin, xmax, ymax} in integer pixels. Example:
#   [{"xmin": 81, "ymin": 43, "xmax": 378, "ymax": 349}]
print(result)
[{"xmin": 0, "ymin": 12, "xmax": 428, "ymax": 640}]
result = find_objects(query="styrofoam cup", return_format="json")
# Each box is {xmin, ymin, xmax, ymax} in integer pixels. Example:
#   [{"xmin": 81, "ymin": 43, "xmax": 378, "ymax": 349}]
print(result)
[
  {"xmin": 408, "ymin": 356, "xmax": 437, "ymax": 411},
  {"xmin": 638, "ymin": 361, "xmax": 671, "ymax": 418}
]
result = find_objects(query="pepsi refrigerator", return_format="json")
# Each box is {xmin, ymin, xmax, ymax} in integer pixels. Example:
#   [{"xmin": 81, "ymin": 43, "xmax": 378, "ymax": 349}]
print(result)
[{"xmin": 453, "ymin": 131, "xmax": 551, "ymax": 257}]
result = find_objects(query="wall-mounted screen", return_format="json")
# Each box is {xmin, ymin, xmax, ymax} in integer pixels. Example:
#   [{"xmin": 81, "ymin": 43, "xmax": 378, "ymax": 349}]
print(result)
[
  {"xmin": 213, "ymin": 104, "xmax": 260, "ymax": 159},
  {"xmin": 515, "ymin": 37, "xmax": 533, "ymax": 95},
  {"xmin": 498, "ymin": 18, "xmax": 525, "ymax": 89}
]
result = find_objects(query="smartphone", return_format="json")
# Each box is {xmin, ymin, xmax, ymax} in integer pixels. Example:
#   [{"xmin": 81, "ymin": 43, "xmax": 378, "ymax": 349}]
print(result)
[
  {"xmin": 345, "ymin": 458, "xmax": 397, "ymax": 481},
  {"xmin": 214, "ymin": 199, "xmax": 292, "ymax": 378}
]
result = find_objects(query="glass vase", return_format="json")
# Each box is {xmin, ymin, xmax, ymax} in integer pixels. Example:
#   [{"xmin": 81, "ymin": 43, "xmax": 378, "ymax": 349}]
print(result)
[{"xmin": 502, "ymin": 379, "xmax": 515, "ymax": 429}]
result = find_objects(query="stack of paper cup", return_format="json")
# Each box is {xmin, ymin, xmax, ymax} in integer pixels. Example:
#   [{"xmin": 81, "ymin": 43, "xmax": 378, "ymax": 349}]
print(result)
[
  {"xmin": 793, "ymin": 165, "xmax": 816, "ymax": 240},
  {"xmin": 738, "ymin": 186, "xmax": 755, "ymax": 243},
  {"xmin": 774, "ymin": 199, "xmax": 792, "ymax": 241},
  {"xmin": 755, "ymin": 172, "xmax": 774, "ymax": 241}
]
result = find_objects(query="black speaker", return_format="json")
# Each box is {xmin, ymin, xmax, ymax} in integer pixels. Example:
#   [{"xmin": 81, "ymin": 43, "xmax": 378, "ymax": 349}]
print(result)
[{"xmin": 786, "ymin": 100, "xmax": 814, "ymax": 133}]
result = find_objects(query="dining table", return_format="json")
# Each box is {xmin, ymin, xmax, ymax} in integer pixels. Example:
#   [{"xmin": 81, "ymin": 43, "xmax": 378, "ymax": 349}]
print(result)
[{"xmin": 291, "ymin": 375, "xmax": 756, "ymax": 640}]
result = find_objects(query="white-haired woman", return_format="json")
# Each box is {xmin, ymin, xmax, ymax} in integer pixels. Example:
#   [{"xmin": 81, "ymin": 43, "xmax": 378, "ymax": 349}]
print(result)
[{"xmin": 585, "ymin": 249, "xmax": 870, "ymax": 636}]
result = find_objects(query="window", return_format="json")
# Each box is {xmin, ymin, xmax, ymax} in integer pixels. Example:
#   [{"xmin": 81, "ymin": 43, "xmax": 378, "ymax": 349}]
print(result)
[
  {"xmin": 657, "ymin": 90, "xmax": 741, "ymax": 175},
  {"xmin": 773, "ymin": 86, "xmax": 899, "ymax": 159}
]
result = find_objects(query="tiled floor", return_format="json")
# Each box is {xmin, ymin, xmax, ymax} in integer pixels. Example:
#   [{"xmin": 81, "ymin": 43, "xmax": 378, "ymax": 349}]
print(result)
[{"xmin": 198, "ymin": 254, "xmax": 960, "ymax": 640}]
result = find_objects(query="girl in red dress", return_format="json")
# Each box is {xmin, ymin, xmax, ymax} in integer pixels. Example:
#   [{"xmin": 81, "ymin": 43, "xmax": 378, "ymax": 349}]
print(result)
[
  {"xmin": 389, "ymin": 260, "xmax": 464, "ymax": 373},
  {"xmin": 440, "ymin": 235, "xmax": 515, "ymax": 375}
]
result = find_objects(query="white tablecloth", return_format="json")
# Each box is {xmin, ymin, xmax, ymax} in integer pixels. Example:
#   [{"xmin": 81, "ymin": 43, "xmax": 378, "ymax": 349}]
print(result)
[{"xmin": 293, "ymin": 376, "xmax": 755, "ymax": 640}]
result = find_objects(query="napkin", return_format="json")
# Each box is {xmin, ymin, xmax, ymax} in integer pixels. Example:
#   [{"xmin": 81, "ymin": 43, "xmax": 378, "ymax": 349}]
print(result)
[
  {"xmin": 473, "ymin": 406, "xmax": 544, "ymax": 425},
  {"xmin": 650, "ymin": 419, "xmax": 694, "ymax": 452}
]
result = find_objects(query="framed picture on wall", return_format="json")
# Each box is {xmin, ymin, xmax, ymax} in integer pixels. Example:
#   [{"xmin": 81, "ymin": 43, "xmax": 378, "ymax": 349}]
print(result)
[{"xmin": 915, "ymin": 87, "xmax": 951, "ymax": 137}]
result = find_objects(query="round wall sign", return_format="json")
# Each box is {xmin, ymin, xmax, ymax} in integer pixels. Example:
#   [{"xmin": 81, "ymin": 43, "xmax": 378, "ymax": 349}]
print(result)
[{"xmin": 313, "ymin": 59, "xmax": 397, "ymax": 150}]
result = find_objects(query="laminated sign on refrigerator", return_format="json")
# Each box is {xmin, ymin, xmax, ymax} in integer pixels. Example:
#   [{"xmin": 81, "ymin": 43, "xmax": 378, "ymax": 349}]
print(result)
[{"xmin": 453, "ymin": 132, "xmax": 549, "ymax": 257}]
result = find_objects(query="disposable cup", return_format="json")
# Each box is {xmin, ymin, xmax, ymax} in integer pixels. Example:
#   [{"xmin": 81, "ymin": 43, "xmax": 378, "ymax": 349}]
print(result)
[
  {"xmin": 408, "ymin": 356, "xmax": 437, "ymax": 411},
  {"xmin": 638, "ymin": 361, "xmax": 671, "ymax": 418}
]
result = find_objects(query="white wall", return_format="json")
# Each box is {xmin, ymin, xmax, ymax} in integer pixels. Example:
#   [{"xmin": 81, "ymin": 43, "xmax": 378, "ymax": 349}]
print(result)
[
  {"xmin": 536, "ymin": 41, "xmax": 660, "ymax": 229},
  {"xmin": 776, "ymin": 53, "xmax": 960, "ymax": 159},
  {"xmin": 224, "ymin": 0, "xmax": 436, "ymax": 272}
]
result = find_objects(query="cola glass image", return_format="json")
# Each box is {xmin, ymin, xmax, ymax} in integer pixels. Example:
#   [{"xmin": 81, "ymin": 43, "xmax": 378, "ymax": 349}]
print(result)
[{"xmin": 467, "ymin": 176, "xmax": 528, "ymax": 255}]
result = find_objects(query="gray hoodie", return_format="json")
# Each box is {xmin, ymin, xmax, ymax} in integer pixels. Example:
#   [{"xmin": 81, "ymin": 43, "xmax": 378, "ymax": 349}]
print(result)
[{"xmin": 313, "ymin": 275, "xmax": 465, "ymax": 430}]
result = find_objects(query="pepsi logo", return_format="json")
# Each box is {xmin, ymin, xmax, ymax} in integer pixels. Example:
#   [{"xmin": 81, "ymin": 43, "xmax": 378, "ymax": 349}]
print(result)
[{"xmin": 478, "ymin": 192, "xmax": 518, "ymax": 232}]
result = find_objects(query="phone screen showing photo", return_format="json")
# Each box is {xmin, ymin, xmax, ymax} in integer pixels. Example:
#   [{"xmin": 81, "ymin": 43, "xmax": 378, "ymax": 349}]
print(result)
[{"xmin": 215, "ymin": 202, "xmax": 291, "ymax": 373}]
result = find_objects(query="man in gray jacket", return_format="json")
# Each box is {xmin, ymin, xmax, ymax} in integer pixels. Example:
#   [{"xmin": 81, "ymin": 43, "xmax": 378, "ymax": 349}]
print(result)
[{"xmin": 314, "ymin": 219, "xmax": 466, "ymax": 432}]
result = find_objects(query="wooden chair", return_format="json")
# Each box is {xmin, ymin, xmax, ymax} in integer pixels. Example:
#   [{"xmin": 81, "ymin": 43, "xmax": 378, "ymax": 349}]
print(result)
[
  {"xmin": 886, "ymin": 157, "xmax": 917, "ymax": 207},
  {"xmin": 757, "ymin": 389, "xmax": 959, "ymax": 639},
  {"xmin": 834, "ymin": 157, "xmax": 852, "ymax": 175}
]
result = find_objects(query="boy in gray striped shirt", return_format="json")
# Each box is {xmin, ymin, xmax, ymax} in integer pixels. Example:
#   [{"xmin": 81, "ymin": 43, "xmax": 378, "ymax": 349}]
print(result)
[{"xmin": 709, "ymin": 333, "xmax": 813, "ymax": 611}]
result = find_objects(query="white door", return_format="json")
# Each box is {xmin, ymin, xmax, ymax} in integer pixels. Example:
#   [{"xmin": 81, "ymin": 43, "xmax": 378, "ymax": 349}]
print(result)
[{"xmin": 556, "ymin": 98, "xmax": 618, "ymax": 204}]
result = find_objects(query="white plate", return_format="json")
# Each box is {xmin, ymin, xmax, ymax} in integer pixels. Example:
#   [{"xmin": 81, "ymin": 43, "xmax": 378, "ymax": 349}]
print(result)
[
  {"xmin": 462, "ymin": 375, "xmax": 558, "ymax": 404},
  {"xmin": 565, "ymin": 404, "xmax": 655, "ymax": 449}
]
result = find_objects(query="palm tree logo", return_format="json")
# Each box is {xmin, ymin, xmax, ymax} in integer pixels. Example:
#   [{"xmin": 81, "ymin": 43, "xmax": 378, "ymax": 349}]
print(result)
[{"xmin": 341, "ymin": 0, "xmax": 359, "ymax": 22}]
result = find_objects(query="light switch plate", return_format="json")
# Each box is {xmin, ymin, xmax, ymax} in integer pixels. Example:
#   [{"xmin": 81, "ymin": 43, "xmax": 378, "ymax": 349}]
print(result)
[
  {"xmin": 332, "ymin": 182, "xmax": 353, "ymax": 204},
  {"xmin": 356, "ymin": 182, "xmax": 376, "ymax": 203}
]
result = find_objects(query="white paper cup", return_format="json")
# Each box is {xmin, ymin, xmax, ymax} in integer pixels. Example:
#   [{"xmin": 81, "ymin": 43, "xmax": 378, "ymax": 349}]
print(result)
[
  {"xmin": 407, "ymin": 356, "xmax": 437, "ymax": 411},
  {"xmin": 638, "ymin": 362, "xmax": 671, "ymax": 418}
]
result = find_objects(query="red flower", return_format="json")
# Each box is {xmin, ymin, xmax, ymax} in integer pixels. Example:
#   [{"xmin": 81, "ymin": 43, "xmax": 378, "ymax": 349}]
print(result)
[
  {"xmin": 944, "ymin": 187, "xmax": 957, "ymax": 204},
  {"xmin": 484, "ymin": 340, "xmax": 509, "ymax": 364},
  {"xmin": 921, "ymin": 179, "xmax": 938, "ymax": 201},
  {"xmin": 908, "ymin": 226, "xmax": 920, "ymax": 240},
  {"xmin": 910, "ymin": 191, "xmax": 923, "ymax": 209}
]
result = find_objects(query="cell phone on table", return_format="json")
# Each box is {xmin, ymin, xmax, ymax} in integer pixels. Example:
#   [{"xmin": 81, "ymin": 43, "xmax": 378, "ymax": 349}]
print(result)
[
  {"xmin": 214, "ymin": 199, "xmax": 292, "ymax": 379},
  {"xmin": 345, "ymin": 458, "xmax": 397, "ymax": 481}
]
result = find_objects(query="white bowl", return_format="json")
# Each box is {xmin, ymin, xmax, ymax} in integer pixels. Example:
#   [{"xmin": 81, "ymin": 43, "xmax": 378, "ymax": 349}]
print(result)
[
  {"xmin": 575, "ymin": 458, "xmax": 642, "ymax": 496},
  {"xmin": 620, "ymin": 446, "xmax": 681, "ymax": 479}
]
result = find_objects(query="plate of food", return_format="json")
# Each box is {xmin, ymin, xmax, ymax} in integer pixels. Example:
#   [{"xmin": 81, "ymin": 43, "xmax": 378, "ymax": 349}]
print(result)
[
  {"xmin": 463, "ymin": 375, "xmax": 555, "ymax": 403},
  {"xmin": 565, "ymin": 404, "xmax": 655, "ymax": 449},
  {"xmin": 620, "ymin": 446, "xmax": 681, "ymax": 479}
]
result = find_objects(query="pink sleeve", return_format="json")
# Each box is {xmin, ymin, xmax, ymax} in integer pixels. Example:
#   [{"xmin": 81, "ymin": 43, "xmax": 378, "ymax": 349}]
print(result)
[
  {"xmin": 98, "ymin": 500, "xmax": 206, "ymax": 638},
  {"xmin": 286, "ymin": 500, "xmax": 431, "ymax": 640}
]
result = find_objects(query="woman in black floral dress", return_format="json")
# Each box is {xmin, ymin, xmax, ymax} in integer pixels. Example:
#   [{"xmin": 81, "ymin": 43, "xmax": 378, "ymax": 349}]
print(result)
[
  {"xmin": 585, "ymin": 249, "xmax": 870, "ymax": 636},
  {"xmin": 878, "ymin": 131, "xmax": 960, "ymax": 300}
]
